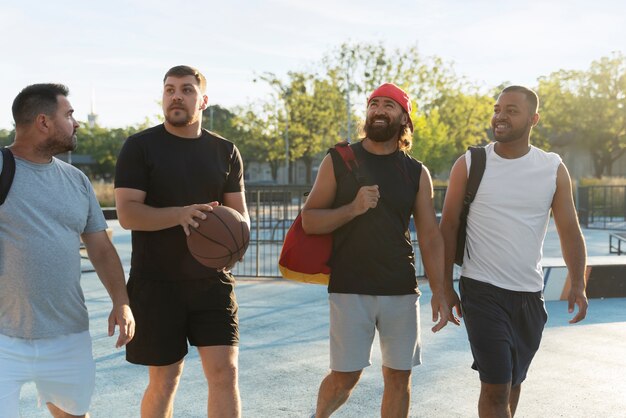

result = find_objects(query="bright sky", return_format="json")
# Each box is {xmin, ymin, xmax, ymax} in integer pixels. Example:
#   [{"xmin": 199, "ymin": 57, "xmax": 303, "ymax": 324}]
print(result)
[{"xmin": 1, "ymin": 0, "xmax": 625, "ymax": 130}]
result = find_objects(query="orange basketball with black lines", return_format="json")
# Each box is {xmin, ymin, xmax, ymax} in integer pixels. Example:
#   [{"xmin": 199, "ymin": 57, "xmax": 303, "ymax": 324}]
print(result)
[{"xmin": 187, "ymin": 205, "xmax": 250, "ymax": 270}]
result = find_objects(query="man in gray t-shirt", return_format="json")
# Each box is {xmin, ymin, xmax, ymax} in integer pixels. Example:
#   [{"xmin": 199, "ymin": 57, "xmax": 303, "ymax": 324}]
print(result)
[{"xmin": 0, "ymin": 84, "xmax": 135, "ymax": 418}]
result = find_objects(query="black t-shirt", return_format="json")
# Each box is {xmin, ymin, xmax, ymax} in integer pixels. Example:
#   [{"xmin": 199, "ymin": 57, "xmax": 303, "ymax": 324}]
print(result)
[
  {"xmin": 328, "ymin": 141, "xmax": 422, "ymax": 295},
  {"xmin": 114, "ymin": 124, "xmax": 244, "ymax": 281}
]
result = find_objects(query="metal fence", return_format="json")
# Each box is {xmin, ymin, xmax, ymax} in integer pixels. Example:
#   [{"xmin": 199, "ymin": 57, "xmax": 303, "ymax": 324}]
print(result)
[
  {"xmin": 233, "ymin": 185, "xmax": 447, "ymax": 279},
  {"xmin": 106, "ymin": 184, "xmax": 626, "ymax": 279},
  {"xmin": 577, "ymin": 186, "xmax": 626, "ymax": 230},
  {"xmin": 234, "ymin": 184, "xmax": 626, "ymax": 278}
]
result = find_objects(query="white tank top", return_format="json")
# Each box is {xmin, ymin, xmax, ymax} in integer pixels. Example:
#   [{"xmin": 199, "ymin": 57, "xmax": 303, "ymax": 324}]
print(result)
[{"xmin": 460, "ymin": 143, "xmax": 562, "ymax": 292}]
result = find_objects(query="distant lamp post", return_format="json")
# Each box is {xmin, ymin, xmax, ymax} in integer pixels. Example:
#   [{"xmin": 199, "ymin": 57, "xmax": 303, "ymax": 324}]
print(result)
[
  {"xmin": 283, "ymin": 103, "xmax": 289, "ymax": 184},
  {"xmin": 209, "ymin": 106, "xmax": 214, "ymax": 131},
  {"xmin": 342, "ymin": 50, "xmax": 354, "ymax": 143},
  {"xmin": 346, "ymin": 53, "xmax": 351, "ymax": 143}
]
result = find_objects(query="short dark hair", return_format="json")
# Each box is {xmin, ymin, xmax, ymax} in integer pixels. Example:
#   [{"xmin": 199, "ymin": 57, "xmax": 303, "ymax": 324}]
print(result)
[
  {"xmin": 12, "ymin": 83, "xmax": 69, "ymax": 126},
  {"xmin": 501, "ymin": 85, "xmax": 539, "ymax": 114},
  {"xmin": 163, "ymin": 65, "xmax": 206, "ymax": 93}
]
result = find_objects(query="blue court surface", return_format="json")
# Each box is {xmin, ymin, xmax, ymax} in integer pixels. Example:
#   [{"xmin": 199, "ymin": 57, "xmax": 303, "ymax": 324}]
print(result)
[{"xmin": 18, "ymin": 221, "xmax": 626, "ymax": 417}]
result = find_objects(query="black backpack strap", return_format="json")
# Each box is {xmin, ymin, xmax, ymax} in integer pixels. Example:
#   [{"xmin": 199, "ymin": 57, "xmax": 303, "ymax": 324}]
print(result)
[
  {"xmin": 0, "ymin": 147, "xmax": 16, "ymax": 205},
  {"xmin": 455, "ymin": 146, "xmax": 486, "ymax": 265},
  {"xmin": 464, "ymin": 146, "xmax": 486, "ymax": 206}
]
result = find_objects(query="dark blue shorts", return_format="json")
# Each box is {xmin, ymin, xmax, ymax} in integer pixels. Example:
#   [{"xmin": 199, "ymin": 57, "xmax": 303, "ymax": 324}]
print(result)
[{"xmin": 460, "ymin": 276, "xmax": 547, "ymax": 386}]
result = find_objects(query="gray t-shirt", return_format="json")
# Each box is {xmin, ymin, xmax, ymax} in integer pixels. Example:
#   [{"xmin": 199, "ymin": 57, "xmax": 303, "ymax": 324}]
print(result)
[{"xmin": 0, "ymin": 155, "xmax": 107, "ymax": 338}]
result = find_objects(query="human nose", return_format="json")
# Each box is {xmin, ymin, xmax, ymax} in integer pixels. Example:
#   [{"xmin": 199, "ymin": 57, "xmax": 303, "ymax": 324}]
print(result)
[
  {"xmin": 171, "ymin": 91, "xmax": 183, "ymax": 102},
  {"xmin": 371, "ymin": 106, "xmax": 385, "ymax": 116}
]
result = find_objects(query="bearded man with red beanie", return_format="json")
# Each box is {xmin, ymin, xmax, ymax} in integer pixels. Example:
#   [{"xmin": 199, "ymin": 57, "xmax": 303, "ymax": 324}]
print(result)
[{"xmin": 302, "ymin": 83, "xmax": 458, "ymax": 418}]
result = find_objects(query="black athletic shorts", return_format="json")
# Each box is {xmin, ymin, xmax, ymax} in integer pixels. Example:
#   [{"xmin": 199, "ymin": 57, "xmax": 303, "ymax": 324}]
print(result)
[
  {"xmin": 125, "ymin": 276, "xmax": 239, "ymax": 366},
  {"xmin": 459, "ymin": 276, "xmax": 547, "ymax": 386}
]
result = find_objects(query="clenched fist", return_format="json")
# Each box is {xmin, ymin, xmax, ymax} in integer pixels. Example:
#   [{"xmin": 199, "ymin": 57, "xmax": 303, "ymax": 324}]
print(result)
[{"xmin": 351, "ymin": 185, "xmax": 380, "ymax": 216}]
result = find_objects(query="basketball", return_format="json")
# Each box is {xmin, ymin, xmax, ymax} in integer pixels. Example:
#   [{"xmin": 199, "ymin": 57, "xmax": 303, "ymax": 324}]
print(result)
[{"xmin": 187, "ymin": 205, "xmax": 250, "ymax": 270}]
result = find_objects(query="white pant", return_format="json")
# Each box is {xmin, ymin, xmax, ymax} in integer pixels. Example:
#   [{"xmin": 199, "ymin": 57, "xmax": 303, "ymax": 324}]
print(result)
[{"xmin": 0, "ymin": 331, "xmax": 95, "ymax": 417}]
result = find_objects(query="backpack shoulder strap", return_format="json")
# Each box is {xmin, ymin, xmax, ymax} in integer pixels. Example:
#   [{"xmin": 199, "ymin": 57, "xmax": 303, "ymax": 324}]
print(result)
[
  {"xmin": 464, "ymin": 146, "xmax": 486, "ymax": 205},
  {"xmin": 330, "ymin": 141, "xmax": 368, "ymax": 185},
  {"xmin": 0, "ymin": 147, "xmax": 16, "ymax": 205},
  {"xmin": 455, "ymin": 146, "xmax": 486, "ymax": 265},
  {"xmin": 333, "ymin": 141, "xmax": 358, "ymax": 173}
]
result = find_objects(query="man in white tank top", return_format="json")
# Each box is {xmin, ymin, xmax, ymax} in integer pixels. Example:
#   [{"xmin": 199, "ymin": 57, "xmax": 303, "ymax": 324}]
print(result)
[{"xmin": 440, "ymin": 86, "xmax": 588, "ymax": 417}]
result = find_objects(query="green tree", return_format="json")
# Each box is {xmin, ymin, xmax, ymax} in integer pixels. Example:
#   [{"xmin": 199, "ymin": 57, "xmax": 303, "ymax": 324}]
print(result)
[
  {"xmin": 411, "ymin": 109, "xmax": 454, "ymax": 175},
  {"xmin": 286, "ymin": 73, "xmax": 345, "ymax": 183},
  {"xmin": 0, "ymin": 128, "xmax": 14, "ymax": 147},
  {"xmin": 202, "ymin": 105, "xmax": 238, "ymax": 139},
  {"xmin": 257, "ymin": 71, "xmax": 346, "ymax": 183},
  {"xmin": 537, "ymin": 53, "xmax": 626, "ymax": 177},
  {"xmin": 75, "ymin": 122, "xmax": 149, "ymax": 179},
  {"xmin": 231, "ymin": 103, "xmax": 286, "ymax": 182},
  {"xmin": 247, "ymin": 42, "xmax": 494, "ymax": 183},
  {"xmin": 200, "ymin": 104, "xmax": 284, "ymax": 181},
  {"xmin": 323, "ymin": 42, "xmax": 492, "ymax": 172}
]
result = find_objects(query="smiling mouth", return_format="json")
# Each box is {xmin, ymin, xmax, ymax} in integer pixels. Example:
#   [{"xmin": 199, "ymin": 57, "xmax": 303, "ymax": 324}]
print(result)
[
  {"xmin": 494, "ymin": 122, "xmax": 510, "ymax": 131},
  {"xmin": 372, "ymin": 117, "xmax": 389, "ymax": 126}
]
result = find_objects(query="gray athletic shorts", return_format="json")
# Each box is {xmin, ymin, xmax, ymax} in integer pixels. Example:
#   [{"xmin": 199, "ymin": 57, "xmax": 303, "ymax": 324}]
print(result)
[{"xmin": 329, "ymin": 293, "xmax": 421, "ymax": 372}]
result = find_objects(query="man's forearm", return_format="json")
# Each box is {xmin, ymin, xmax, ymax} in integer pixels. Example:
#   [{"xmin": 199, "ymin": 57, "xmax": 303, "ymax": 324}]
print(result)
[
  {"xmin": 89, "ymin": 244, "xmax": 130, "ymax": 306},
  {"xmin": 419, "ymin": 232, "xmax": 447, "ymax": 295},
  {"xmin": 438, "ymin": 220, "xmax": 460, "ymax": 290},
  {"xmin": 561, "ymin": 232, "xmax": 587, "ymax": 291},
  {"xmin": 301, "ymin": 203, "xmax": 357, "ymax": 235},
  {"xmin": 117, "ymin": 201, "xmax": 183, "ymax": 231}
]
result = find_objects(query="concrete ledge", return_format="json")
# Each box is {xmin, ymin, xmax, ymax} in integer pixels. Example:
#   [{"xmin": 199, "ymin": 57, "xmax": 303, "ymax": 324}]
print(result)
[
  {"xmin": 102, "ymin": 207, "xmax": 117, "ymax": 220},
  {"xmin": 543, "ymin": 256, "xmax": 626, "ymax": 300}
]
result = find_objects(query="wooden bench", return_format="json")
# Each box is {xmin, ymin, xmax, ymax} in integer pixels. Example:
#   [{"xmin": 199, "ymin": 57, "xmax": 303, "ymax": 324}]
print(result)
[{"xmin": 609, "ymin": 232, "xmax": 626, "ymax": 255}]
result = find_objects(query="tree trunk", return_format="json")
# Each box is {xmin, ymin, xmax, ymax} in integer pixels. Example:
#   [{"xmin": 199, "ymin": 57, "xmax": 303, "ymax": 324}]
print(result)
[
  {"xmin": 601, "ymin": 152, "xmax": 613, "ymax": 177},
  {"xmin": 591, "ymin": 149, "xmax": 604, "ymax": 178},
  {"xmin": 608, "ymin": 147, "xmax": 626, "ymax": 177},
  {"xmin": 270, "ymin": 161, "xmax": 279, "ymax": 182}
]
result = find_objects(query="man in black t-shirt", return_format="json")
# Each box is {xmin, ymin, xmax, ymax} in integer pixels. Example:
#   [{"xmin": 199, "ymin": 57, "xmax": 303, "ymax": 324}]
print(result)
[
  {"xmin": 115, "ymin": 65, "xmax": 249, "ymax": 418},
  {"xmin": 302, "ymin": 83, "xmax": 458, "ymax": 418}
]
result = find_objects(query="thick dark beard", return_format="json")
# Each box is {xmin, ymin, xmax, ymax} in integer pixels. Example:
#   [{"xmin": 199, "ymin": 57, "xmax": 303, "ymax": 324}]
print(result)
[
  {"xmin": 364, "ymin": 117, "xmax": 402, "ymax": 142},
  {"xmin": 38, "ymin": 133, "xmax": 77, "ymax": 157}
]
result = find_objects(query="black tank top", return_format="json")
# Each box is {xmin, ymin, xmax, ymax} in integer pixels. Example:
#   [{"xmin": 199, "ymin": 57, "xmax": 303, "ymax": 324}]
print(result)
[{"xmin": 328, "ymin": 141, "xmax": 422, "ymax": 295}]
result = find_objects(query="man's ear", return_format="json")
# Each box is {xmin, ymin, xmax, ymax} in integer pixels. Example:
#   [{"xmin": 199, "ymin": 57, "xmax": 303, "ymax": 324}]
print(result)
[
  {"xmin": 401, "ymin": 112, "xmax": 409, "ymax": 126},
  {"xmin": 532, "ymin": 113, "xmax": 540, "ymax": 127},
  {"xmin": 35, "ymin": 114, "xmax": 50, "ymax": 133},
  {"xmin": 200, "ymin": 94, "xmax": 208, "ymax": 111}
]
